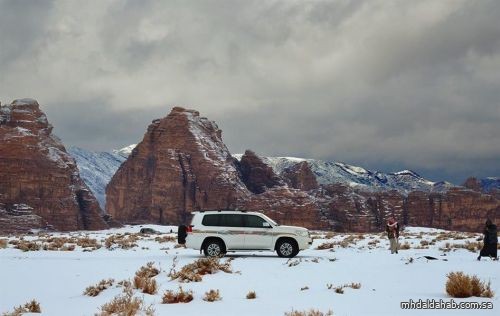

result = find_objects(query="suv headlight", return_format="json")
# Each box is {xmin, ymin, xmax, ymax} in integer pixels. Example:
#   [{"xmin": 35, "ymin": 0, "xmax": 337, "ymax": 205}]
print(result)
[{"xmin": 296, "ymin": 230, "xmax": 309, "ymax": 237}]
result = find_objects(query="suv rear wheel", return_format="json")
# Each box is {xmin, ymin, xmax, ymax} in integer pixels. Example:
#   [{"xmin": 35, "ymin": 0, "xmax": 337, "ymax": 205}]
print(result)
[
  {"xmin": 276, "ymin": 239, "xmax": 298, "ymax": 258},
  {"xmin": 203, "ymin": 239, "xmax": 224, "ymax": 257}
]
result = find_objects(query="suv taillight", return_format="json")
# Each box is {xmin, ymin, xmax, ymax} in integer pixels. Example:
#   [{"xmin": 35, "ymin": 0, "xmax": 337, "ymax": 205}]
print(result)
[{"xmin": 186, "ymin": 225, "xmax": 193, "ymax": 233}]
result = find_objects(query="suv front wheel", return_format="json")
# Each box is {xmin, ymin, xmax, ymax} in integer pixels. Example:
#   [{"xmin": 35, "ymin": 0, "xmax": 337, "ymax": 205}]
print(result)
[
  {"xmin": 203, "ymin": 239, "xmax": 225, "ymax": 257},
  {"xmin": 276, "ymin": 239, "xmax": 298, "ymax": 258}
]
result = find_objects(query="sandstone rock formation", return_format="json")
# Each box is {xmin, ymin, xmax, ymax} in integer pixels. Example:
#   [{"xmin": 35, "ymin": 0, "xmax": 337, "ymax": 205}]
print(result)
[
  {"xmin": 238, "ymin": 150, "xmax": 283, "ymax": 194},
  {"xmin": 281, "ymin": 161, "xmax": 319, "ymax": 191},
  {"xmin": 106, "ymin": 108, "xmax": 329, "ymax": 229},
  {"xmin": 106, "ymin": 106, "xmax": 499, "ymax": 232},
  {"xmin": 106, "ymin": 107, "xmax": 249, "ymax": 224},
  {"xmin": 0, "ymin": 99, "xmax": 108, "ymax": 233}
]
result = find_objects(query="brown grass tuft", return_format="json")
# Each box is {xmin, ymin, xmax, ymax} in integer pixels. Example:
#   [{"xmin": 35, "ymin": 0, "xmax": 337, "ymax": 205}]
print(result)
[
  {"xmin": 169, "ymin": 258, "xmax": 232, "ymax": 283},
  {"xmin": 104, "ymin": 234, "xmax": 139, "ymax": 250},
  {"xmin": 162, "ymin": 286, "xmax": 194, "ymax": 304},
  {"xmin": 154, "ymin": 235, "xmax": 176, "ymax": 243},
  {"xmin": 133, "ymin": 276, "xmax": 157, "ymax": 295},
  {"xmin": 0, "ymin": 238, "xmax": 7, "ymax": 249},
  {"xmin": 84, "ymin": 279, "xmax": 114, "ymax": 297},
  {"xmin": 284, "ymin": 309, "xmax": 333, "ymax": 316},
  {"xmin": 3, "ymin": 299, "xmax": 42, "ymax": 315},
  {"xmin": 132, "ymin": 262, "xmax": 159, "ymax": 295},
  {"xmin": 246, "ymin": 291, "xmax": 257, "ymax": 299},
  {"xmin": 98, "ymin": 291, "xmax": 154, "ymax": 316},
  {"xmin": 14, "ymin": 240, "xmax": 41, "ymax": 252},
  {"xmin": 136, "ymin": 262, "xmax": 160, "ymax": 278},
  {"xmin": 446, "ymin": 271, "xmax": 494, "ymax": 298},
  {"xmin": 203, "ymin": 289, "xmax": 222, "ymax": 302}
]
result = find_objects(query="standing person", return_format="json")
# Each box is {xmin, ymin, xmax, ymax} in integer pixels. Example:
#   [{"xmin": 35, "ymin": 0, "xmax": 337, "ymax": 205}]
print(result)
[
  {"xmin": 478, "ymin": 219, "xmax": 498, "ymax": 261},
  {"xmin": 386, "ymin": 217, "xmax": 400, "ymax": 254}
]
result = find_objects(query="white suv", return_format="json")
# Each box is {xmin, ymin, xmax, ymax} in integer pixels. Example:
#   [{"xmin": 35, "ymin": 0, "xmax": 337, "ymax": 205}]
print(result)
[{"xmin": 178, "ymin": 210, "xmax": 312, "ymax": 258}]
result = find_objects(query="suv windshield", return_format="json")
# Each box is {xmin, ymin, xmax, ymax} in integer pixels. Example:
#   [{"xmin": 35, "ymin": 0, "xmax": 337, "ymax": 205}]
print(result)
[{"xmin": 260, "ymin": 214, "xmax": 278, "ymax": 226}]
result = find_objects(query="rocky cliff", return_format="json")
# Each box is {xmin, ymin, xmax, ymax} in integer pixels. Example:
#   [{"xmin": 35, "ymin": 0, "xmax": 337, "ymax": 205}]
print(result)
[
  {"xmin": 0, "ymin": 99, "xmax": 108, "ymax": 233},
  {"xmin": 106, "ymin": 108, "xmax": 328, "ymax": 228},
  {"xmin": 106, "ymin": 107, "xmax": 249, "ymax": 224},
  {"xmin": 106, "ymin": 107, "xmax": 499, "ymax": 232}
]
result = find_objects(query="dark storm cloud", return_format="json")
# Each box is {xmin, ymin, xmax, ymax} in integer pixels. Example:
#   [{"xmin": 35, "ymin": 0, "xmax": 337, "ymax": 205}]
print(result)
[{"xmin": 0, "ymin": 0, "xmax": 499, "ymax": 184}]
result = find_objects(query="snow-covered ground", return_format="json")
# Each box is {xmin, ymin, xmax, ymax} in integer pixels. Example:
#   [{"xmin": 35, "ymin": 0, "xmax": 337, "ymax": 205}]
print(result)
[{"xmin": 1, "ymin": 226, "xmax": 498, "ymax": 316}]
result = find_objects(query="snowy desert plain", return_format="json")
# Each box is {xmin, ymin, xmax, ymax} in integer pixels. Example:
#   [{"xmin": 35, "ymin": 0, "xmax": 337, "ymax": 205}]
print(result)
[{"xmin": 0, "ymin": 225, "xmax": 498, "ymax": 316}]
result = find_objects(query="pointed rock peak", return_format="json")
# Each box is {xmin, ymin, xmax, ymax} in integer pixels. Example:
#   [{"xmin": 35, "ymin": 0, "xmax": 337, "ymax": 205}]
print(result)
[
  {"xmin": 12, "ymin": 98, "xmax": 39, "ymax": 107},
  {"xmin": 1, "ymin": 98, "xmax": 49, "ymax": 130},
  {"xmin": 282, "ymin": 160, "xmax": 319, "ymax": 191},
  {"xmin": 239, "ymin": 150, "xmax": 283, "ymax": 194},
  {"xmin": 393, "ymin": 169, "xmax": 422, "ymax": 178},
  {"xmin": 463, "ymin": 177, "xmax": 481, "ymax": 192},
  {"xmin": 106, "ymin": 107, "xmax": 249, "ymax": 224}
]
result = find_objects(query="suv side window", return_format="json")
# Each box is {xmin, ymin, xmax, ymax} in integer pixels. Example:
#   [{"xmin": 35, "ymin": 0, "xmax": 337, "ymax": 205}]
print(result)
[
  {"xmin": 244, "ymin": 215, "xmax": 269, "ymax": 228},
  {"xmin": 202, "ymin": 214, "xmax": 220, "ymax": 226},
  {"xmin": 219, "ymin": 214, "xmax": 244, "ymax": 227}
]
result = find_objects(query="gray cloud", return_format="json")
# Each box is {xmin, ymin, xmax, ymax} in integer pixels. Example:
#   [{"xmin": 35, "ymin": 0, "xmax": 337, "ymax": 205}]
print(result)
[{"xmin": 0, "ymin": 0, "xmax": 499, "ymax": 184}]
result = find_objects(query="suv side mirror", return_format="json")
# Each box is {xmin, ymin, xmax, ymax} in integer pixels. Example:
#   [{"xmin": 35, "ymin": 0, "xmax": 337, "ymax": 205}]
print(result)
[{"xmin": 262, "ymin": 222, "xmax": 272, "ymax": 228}]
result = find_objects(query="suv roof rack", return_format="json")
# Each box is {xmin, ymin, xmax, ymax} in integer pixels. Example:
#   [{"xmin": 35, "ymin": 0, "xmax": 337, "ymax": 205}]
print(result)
[{"xmin": 198, "ymin": 209, "xmax": 248, "ymax": 213}]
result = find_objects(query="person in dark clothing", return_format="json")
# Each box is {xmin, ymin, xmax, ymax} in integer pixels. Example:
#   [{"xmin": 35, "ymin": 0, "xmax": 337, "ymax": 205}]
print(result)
[
  {"xmin": 386, "ymin": 217, "xmax": 400, "ymax": 254},
  {"xmin": 477, "ymin": 219, "xmax": 498, "ymax": 261}
]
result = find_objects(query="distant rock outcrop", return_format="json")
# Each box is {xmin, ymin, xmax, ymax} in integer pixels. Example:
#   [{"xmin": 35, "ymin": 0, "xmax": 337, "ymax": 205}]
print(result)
[
  {"xmin": 106, "ymin": 107, "xmax": 250, "ymax": 224},
  {"xmin": 281, "ymin": 161, "xmax": 319, "ymax": 191},
  {"xmin": 105, "ymin": 108, "xmax": 328, "ymax": 229},
  {"xmin": 238, "ymin": 150, "xmax": 283, "ymax": 194},
  {"xmin": 0, "ymin": 99, "xmax": 108, "ymax": 233},
  {"xmin": 105, "ymin": 107, "xmax": 499, "ymax": 232}
]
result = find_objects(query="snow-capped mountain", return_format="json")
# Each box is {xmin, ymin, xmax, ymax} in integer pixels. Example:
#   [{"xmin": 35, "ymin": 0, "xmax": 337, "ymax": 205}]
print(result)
[
  {"xmin": 233, "ymin": 154, "xmax": 456, "ymax": 193},
  {"xmin": 112, "ymin": 144, "xmax": 137, "ymax": 158},
  {"xmin": 68, "ymin": 147, "xmax": 127, "ymax": 208},
  {"xmin": 478, "ymin": 177, "xmax": 500, "ymax": 193},
  {"xmin": 70, "ymin": 146, "xmax": 497, "ymax": 210}
]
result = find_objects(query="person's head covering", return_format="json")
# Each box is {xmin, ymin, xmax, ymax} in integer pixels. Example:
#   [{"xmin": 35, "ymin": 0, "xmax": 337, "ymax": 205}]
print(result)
[{"xmin": 486, "ymin": 219, "xmax": 493, "ymax": 226}]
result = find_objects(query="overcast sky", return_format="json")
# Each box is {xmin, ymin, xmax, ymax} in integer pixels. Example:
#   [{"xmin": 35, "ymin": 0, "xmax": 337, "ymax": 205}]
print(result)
[{"xmin": 1, "ymin": 0, "xmax": 499, "ymax": 184}]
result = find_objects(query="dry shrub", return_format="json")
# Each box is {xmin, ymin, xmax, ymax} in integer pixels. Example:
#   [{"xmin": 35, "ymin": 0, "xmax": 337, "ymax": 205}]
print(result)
[
  {"xmin": 133, "ymin": 276, "xmax": 157, "ymax": 295},
  {"xmin": 420, "ymin": 240, "xmax": 429, "ymax": 246},
  {"xmin": 451, "ymin": 241, "xmax": 483, "ymax": 252},
  {"xmin": 346, "ymin": 282, "xmax": 361, "ymax": 289},
  {"xmin": 284, "ymin": 309, "xmax": 333, "ymax": 316},
  {"xmin": 400, "ymin": 242, "xmax": 411, "ymax": 250},
  {"xmin": 3, "ymin": 299, "xmax": 41, "ymax": 315},
  {"xmin": 327, "ymin": 282, "xmax": 361, "ymax": 294},
  {"xmin": 104, "ymin": 234, "xmax": 139, "ymax": 250},
  {"xmin": 446, "ymin": 272, "xmax": 495, "ymax": 298},
  {"xmin": 367, "ymin": 239, "xmax": 380, "ymax": 246},
  {"xmin": 76, "ymin": 236, "xmax": 101, "ymax": 249},
  {"xmin": 15, "ymin": 240, "xmax": 40, "ymax": 252},
  {"xmin": 325, "ymin": 232, "xmax": 335, "ymax": 239},
  {"xmin": 117, "ymin": 279, "xmax": 132, "ymax": 290},
  {"xmin": 0, "ymin": 238, "xmax": 8, "ymax": 249},
  {"xmin": 84, "ymin": 279, "xmax": 114, "ymax": 297},
  {"xmin": 98, "ymin": 289, "xmax": 154, "ymax": 316},
  {"xmin": 154, "ymin": 235, "xmax": 176, "ymax": 243},
  {"xmin": 162, "ymin": 286, "xmax": 194, "ymax": 304},
  {"xmin": 246, "ymin": 291, "xmax": 257, "ymax": 299},
  {"xmin": 169, "ymin": 258, "xmax": 232, "ymax": 282},
  {"xmin": 136, "ymin": 262, "xmax": 160, "ymax": 278},
  {"xmin": 203, "ymin": 289, "xmax": 222, "ymax": 302},
  {"xmin": 132, "ymin": 262, "xmax": 159, "ymax": 295},
  {"xmin": 316, "ymin": 242, "xmax": 335, "ymax": 250},
  {"xmin": 300, "ymin": 286, "xmax": 310, "ymax": 291}
]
